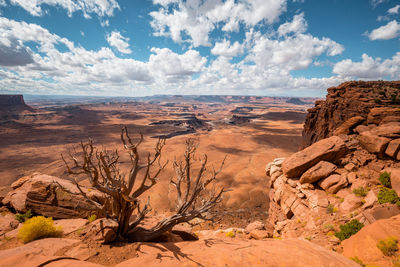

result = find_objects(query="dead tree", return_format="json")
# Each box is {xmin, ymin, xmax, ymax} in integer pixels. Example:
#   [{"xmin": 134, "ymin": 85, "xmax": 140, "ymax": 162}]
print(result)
[{"xmin": 62, "ymin": 127, "xmax": 226, "ymax": 242}]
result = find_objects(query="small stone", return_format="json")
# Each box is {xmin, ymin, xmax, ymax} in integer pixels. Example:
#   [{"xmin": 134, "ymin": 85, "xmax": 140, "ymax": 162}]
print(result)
[
  {"xmin": 385, "ymin": 139, "xmax": 400, "ymax": 159},
  {"xmin": 249, "ymin": 229, "xmax": 271, "ymax": 240},
  {"xmin": 340, "ymin": 194, "xmax": 363, "ymax": 212},
  {"xmin": 363, "ymin": 190, "xmax": 377, "ymax": 209},
  {"xmin": 245, "ymin": 221, "xmax": 265, "ymax": 233},
  {"xmin": 347, "ymin": 172, "xmax": 357, "ymax": 184},
  {"xmin": 344, "ymin": 163, "xmax": 356, "ymax": 172}
]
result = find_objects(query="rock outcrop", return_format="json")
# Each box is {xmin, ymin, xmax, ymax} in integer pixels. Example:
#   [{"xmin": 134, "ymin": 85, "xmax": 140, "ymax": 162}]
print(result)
[
  {"xmin": 302, "ymin": 81, "xmax": 400, "ymax": 148},
  {"xmin": 266, "ymin": 126, "xmax": 400, "ymax": 250},
  {"xmin": 0, "ymin": 94, "xmax": 34, "ymax": 114},
  {"xmin": 115, "ymin": 237, "xmax": 358, "ymax": 267},
  {"xmin": 2, "ymin": 173, "xmax": 104, "ymax": 219},
  {"xmin": 267, "ymin": 80, "xmax": 400, "ymax": 251}
]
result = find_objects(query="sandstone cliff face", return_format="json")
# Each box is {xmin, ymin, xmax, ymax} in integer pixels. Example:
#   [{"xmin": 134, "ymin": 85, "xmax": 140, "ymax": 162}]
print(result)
[
  {"xmin": 302, "ymin": 81, "xmax": 400, "ymax": 149},
  {"xmin": 0, "ymin": 94, "xmax": 34, "ymax": 114},
  {"xmin": 0, "ymin": 95, "xmax": 25, "ymax": 106}
]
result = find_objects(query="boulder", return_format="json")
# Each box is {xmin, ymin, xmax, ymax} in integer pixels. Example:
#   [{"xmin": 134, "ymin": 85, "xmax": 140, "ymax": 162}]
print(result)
[
  {"xmin": 363, "ymin": 190, "xmax": 377, "ymax": 209},
  {"xmin": 299, "ymin": 161, "xmax": 337, "ymax": 184},
  {"xmin": 326, "ymin": 174, "xmax": 348, "ymax": 194},
  {"xmin": 342, "ymin": 214, "xmax": 400, "ymax": 267},
  {"xmin": 370, "ymin": 122, "xmax": 400, "ymax": 138},
  {"xmin": 333, "ymin": 116, "xmax": 364, "ymax": 135},
  {"xmin": 282, "ymin": 136, "xmax": 347, "ymax": 178},
  {"xmin": 385, "ymin": 139, "xmax": 400, "ymax": 158},
  {"xmin": 358, "ymin": 131, "xmax": 390, "ymax": 155},
  {"xmin": 354, "ymin": 125, "xmax": 370, "ymax": 134},
  {"xmin": 367, "ymin": 107, "xmax": 400, "ymax": 125},
  {"xmin": 347, "ymin": 172, "xmax": 357, "ymax": 184},
  {"xmin": 2, "ymin": 173, "xmax": 104, "ymax": 219},
  {"xmin": 319, "ymin": 174, "xmax": 348, "ymax": 194},
  {"xmin": 318, "ymin": 174, "xmax": 341, "ymax": 191},
  {"xmin": 245, "ymin": 221, "xmax": 265, "ymax": 233},
  {"xmin": 389, "ymin": 169, "xmax": 400, "ymax": 197},
  {"xmin": 340, "ymin": 194, "xmax": 363, "ymax": 212},
  {"xmin": 249, "ymin": 229, "xmax": 271, "ymax": 240}
]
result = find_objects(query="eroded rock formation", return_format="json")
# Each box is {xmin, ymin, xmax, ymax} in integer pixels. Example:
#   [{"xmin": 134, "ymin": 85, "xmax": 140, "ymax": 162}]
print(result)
[
  {"xmin": 267, "ymin": 81, "xmax": 400, "ymax": 251},
  {"xmin": 302, "ymin": 81, "xmax": 400, "ymax": 148},
  {"xmin": 2, "ymin": 173, "xmax": 104, "ymax": 219}
]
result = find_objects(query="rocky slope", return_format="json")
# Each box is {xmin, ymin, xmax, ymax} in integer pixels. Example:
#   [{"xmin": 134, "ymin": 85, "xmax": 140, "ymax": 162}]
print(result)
[
  {"xmin": 266, "ymin": 80, "xmax": 400, "ymax": 263},
  {"xmin": 302, "ymin": 81, "xmax": 400, "ymax": 148}
]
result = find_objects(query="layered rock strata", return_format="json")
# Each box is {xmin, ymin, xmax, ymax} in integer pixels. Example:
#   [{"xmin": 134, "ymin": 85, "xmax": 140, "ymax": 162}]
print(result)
[{"xmin": 302, "ymin": 81, "xmax": 400, "ymax": 148}]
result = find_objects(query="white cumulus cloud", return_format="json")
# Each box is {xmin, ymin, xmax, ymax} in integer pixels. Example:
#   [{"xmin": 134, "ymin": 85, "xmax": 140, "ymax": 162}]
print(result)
[
  {"xmin": 388, "ymin": 5, "xmax": 400, "ymax": 14},
  {"xmin": 333, "ymin": 53, "xmax": 400, "ymax": 79},
  {"xmin": 368, "ymin": 20, "xmax": 400, "ymax": 40},
  {"xmin": 211, "ymin": 39, "xmax": 244, "ymax": 57},
  {"xmin": 9, "ymin": 0, "xmax": 120, "ymax": 18},
  {"xmin": 278, "ymin": 12, "xmax": 307, "ymax": 36},
  {"xmin": 107, "ymin": 31, "xmax": 132, "ymax": 54},
  {"xmin": 150, "ymin": 0, "xmax": 287, "ymax": 47}
]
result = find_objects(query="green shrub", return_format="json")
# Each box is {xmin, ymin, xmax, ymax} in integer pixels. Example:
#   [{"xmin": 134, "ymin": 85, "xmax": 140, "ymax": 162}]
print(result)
[
  {"xmin": 334, "ymin": 219, "xmax": 364, "ymax": 241},
  {"xmin": 379, "ymin": 171, "xmax": 391, "ymax": 187},
  {"xmin": 326, "ymin": 204, "xmax": 338, "ymax": 214},
  {"xmin": 17, "ymin": 216, "xmax": 62, "ymax": 243},
  {"xmin": 88, "ymin": 214, "xmax": 97, "ymax": 223},
  {"xmin": 377, "ymin": 236, "xmax": 399, "ymax": 256},
  {"xmin": 353, "ymin": 187, "xmax": 369, "ymax": 197},
  {"xmin": 15, "ymin": 209, "xmax": 32, "ymax": 223},
  {"xmin": 378, "ymin": 187, "xmax": 399, "ymax": 204}
]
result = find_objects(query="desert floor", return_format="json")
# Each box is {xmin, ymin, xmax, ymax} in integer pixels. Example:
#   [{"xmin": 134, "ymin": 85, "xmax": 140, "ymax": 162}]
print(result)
[{"xmin": 0, "ymin": 97, "xmax": 310, "ymax": 227}]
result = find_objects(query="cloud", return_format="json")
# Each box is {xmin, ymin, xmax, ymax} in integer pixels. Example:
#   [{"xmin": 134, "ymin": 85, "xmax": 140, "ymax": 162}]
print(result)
[
  {"xmin": 388, "ymin": 5, "xmax": 400, "ymax": 14},
  {"xmin": 8, "ymin": 0, "xmax": 120, "ymax": 18},
  {"xmin": 368, "ymin": 20, "xmax": 400, "ymax": 40},
  {"xmin": 333, "ymin": 53, "xmax": 400, "ymax": 79},
  {"xmin": 370, "ymin": 0, "xmax": 388, "ymax": 8},
  {"xmin": 107, "ymin": 31, "xmax": 132, "ymax": 54},
  {"xmin": 245, "ymin": 29, "xmax": 344, "ymax": 72},
  {"xmin": 150, "ymin": 0, "xmax": 287, "ymax": 47},
  {"xmin": 278, "ymin": 12, "xmax": 307, "ymax": 36},
  {"xmin": 149, "ymin": 48, "xmax": 206, "ymax": 81},
  {"xmin": 0, "ymin": 39, "xmax": 34, "ymax": 66},
  {"xmin": 211, "ymin": 39, "xmax": 244, "ymax": 57}
]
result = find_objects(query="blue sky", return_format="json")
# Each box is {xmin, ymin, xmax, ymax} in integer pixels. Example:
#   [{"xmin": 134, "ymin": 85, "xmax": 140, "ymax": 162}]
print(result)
[{"xmin": 0, "ymin": 0, "xmax": 399, "ymax": 97}]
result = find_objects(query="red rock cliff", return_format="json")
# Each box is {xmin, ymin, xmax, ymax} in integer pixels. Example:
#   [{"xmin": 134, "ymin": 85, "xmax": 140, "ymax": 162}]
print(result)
[
  {"xmin": 301, "ymin": 81, "xmax": 400, "ymax": 148},
  {"xmin": 0, "ymin": 94, "xmax": 34, "ymax": 113}
]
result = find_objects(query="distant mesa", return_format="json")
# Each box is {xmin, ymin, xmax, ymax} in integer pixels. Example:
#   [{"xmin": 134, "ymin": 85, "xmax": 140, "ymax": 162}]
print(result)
[
  {"xmin": 286, "ymin": 97, "xmax": 309, "ymax": 105},
  {"xmin": 0, "ymin": 94, "xmax": 35, "ymax": 113}
]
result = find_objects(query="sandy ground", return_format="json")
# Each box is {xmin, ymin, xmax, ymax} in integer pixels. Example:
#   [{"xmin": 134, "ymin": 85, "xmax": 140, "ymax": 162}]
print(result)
[{"xmin": 0, "ymin": 98, "xmax": 309, "ymax": 226}]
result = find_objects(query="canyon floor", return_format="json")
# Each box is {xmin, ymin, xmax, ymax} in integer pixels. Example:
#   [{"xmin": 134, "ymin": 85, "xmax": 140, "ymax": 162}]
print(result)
[{"xmin": 0, "ymin": 95, "xmax": 313, "ymax": 228}]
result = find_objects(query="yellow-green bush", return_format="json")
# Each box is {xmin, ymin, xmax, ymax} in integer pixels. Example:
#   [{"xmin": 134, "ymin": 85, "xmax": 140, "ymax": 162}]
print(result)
[
  {"xmin": 225, "ymin": 231, "xmax": 235, "ymax": 238},
  {"xmin": 17, "ymin": 216, "xmax": 62, "ymax": 243},
  {"xmin": 377, "ymin": 236, "xmax": 399, "ymax": 256},
  {"xmin": 88, "ymin": 214, "xmax": 97, "ymax": 223}
]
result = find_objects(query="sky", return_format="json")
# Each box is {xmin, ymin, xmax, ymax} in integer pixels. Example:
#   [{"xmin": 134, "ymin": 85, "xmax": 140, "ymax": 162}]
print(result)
[{"xmin": 0, "ymin": 0, "xmax": 399, "ymax": 97}]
